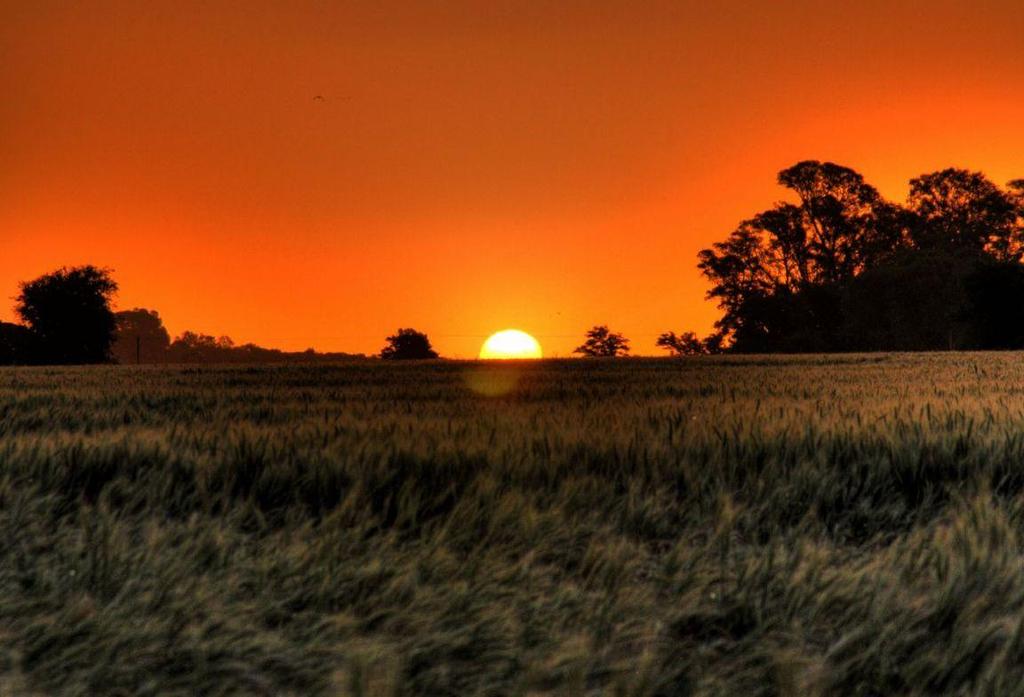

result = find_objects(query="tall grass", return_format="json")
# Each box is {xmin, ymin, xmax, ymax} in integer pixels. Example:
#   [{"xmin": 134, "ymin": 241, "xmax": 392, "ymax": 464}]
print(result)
[{"xmin": 2, "ymin": 355, "xmax": 1024, "ymax": 694}]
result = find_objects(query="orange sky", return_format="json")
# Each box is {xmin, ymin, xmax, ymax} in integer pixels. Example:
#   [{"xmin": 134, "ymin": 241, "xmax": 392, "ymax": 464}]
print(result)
[{"xmin": 2, "ymin": 1, "xmax": 1023, "ymax": 357}]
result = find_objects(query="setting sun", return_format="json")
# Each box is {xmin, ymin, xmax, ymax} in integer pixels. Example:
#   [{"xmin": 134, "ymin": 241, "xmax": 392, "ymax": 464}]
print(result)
[{"xmin": 479, "ymin": 330, "xmax": 543, "ymax": 359}]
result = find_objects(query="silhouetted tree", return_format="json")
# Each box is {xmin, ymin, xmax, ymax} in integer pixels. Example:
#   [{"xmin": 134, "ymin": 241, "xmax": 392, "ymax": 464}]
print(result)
[
  {"xmin": 0, "ymin": 322, "xmax": 36, "ymax": 365},
  {"xmin": 15, "ymin": 266, "xmax": 118, "ymax": 364},
  {"xmin": 908, "ymin": 169, "xmax": 1020, "ymax": 259},
  {"xmin": 656, "ymin": 331, "xmax": 705, "ymax": 356},
  {"xmin": 695, "ymin": 160, "xmax": 1024, "ymax": 352},
  {"xmin": 698, "ymin": 161, "xmax": 904, "ymax": 348},
  {"xmin": 112, "ymin": 308, "xmax": 171, "ymax": 364},
  {"xmin": 574, "ymin": 325, "xmax": 630, "ymax": 357},
  {"xmin": 776, "ymin": 160, "xmax": 903, "ymax": 283},
  {"xmin": 380, "ymin": 328, "xmax": 439, "ymax": 360}
]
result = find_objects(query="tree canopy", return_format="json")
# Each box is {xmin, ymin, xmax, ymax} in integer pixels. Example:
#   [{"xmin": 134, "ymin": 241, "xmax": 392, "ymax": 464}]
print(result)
[
  {"xmin": 15, "ymin": 265, "xmax": 119, "ymax": 364},
  {"xmin": 908, "ymin": 169, "xmax": 1021, "ymax": 258},
  {"xmin": 697, "ymin": 162, "xmax": 1024, "ymax": 352},
  {"xmin": 380, "ymin": 328, "xmax": 439, "ymax": 360},
  {"xmin": 574, "ymin": 326, "xmax": 630, "ymax": 357}
]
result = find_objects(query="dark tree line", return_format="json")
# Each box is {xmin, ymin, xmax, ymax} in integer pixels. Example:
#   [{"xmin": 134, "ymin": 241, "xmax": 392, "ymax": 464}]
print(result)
[
  {"xmin": 112, "ymin": 316, "xmax": 364, "ymax": 364},
  {"xmin": 0, "ymin": 267, "xmax": 364, "ymax": 365},
  {"xmin": 696, "ymin": 162, "xmax": 1024, "ymax": 352}
]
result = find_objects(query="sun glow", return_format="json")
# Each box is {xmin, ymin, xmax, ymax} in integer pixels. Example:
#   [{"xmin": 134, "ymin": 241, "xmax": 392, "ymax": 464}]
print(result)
[{"xmin": 479, "ymin": 329, "xmax": 543, "ymax": 359}]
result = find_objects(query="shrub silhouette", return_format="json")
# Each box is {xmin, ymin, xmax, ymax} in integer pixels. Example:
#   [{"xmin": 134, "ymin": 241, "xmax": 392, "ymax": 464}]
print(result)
[
  {"xmin": 574, "ymin": 325, "xmax": 630, "ymax": 357},
  {"xmin": 380, "ymin": 328, "xmax": 439, "ymax": 359}
]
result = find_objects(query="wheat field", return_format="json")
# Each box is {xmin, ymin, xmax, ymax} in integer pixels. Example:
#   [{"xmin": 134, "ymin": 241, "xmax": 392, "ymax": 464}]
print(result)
[{"xmin": 4, "ymin": 355, "xmax": 1024, "ymax": 695}]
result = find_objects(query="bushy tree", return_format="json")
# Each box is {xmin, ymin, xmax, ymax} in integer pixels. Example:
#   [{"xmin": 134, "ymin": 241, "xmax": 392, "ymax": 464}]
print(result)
[
  {"xmin": 380, "ymin": 328, "xmax": 439, "ymax": 360},
  {"xmin": 574, "ymin": 325, "xmax": 630, "ymax": 357},
  {"xmin": 15, "ymin": 265, "xmax": 118, "ymax": 364},
  {"xmin": 697, "ymin": 161, "xmax": 904, "ymax": 349},
  {"xmin": 776, "ymin": 160, "xmax": 903, "ymax": 283}
]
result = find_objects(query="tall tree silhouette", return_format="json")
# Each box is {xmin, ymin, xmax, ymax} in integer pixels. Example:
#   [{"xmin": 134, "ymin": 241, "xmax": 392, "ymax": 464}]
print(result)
[
  {"xmin": 776, "ymin": 161, "xmax": 902, "ymax": 283},
  {"xmin": 698, "ymin": 161, "xmax": 902, "ymax": 350},
  {"xmin": 380, "ymin": 328, "xmax": 439, "ymax": 359},
  {"xmin": 112, "ymin": 308, "xmax": 171, "ymax": 364},
  {"xmin": 908, "ymin": 169, "xmax": 1020, "ymax": 259},
  {"xmin": 574, "ymin": 325, "xmax": 630, "ymax": 357},
  {"xmin": 15, "ymin": 266, "xmax": 118, "ymax": 364}
]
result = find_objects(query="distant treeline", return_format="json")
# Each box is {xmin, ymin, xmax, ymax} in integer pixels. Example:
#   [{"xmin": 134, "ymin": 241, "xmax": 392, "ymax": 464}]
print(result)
[
  {"xmin": 0, "ymin": 267, "xmax": 364, "ymax": 365},
  {"xmin": 694, "ymin": 161, "xmax": 1024, "ymax": 352},
  {"xmin": 0, "ymin": 310, "xmax": 364, "ymax": 365},
  {"xmin": 108, "ymin": 310, "xmax": 365, "ymax": 364}
]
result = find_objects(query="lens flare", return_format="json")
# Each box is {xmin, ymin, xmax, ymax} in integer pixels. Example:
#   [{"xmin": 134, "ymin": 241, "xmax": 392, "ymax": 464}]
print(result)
[
  {"xmin": 479, "ymin": 329, "xmax": 542, "ymax": 359},
  {"xmin": 463, "ymin": 366, "xmax": 521, "ymax": 396}
]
